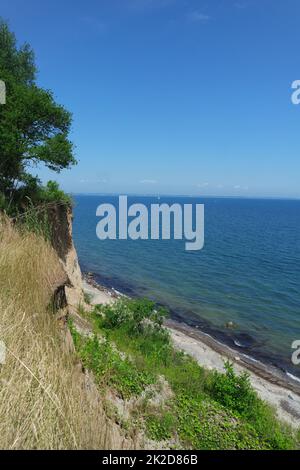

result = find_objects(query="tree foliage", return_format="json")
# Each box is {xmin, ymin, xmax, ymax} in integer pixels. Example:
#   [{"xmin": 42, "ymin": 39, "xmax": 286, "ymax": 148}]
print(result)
[{"xmin": 0, "ymin": 20, "xmax": 76, "ymax": 207}]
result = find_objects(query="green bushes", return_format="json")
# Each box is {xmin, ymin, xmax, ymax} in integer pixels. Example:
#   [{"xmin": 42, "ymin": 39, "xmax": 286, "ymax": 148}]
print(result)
[
  {"xmin": 98, "ymin": 298, "xmax": 168, "ymax": 336},
  {"xmin": 207, "ymin": 361, "xmax": 257, "ymax": 417},
  {"xmin": 38, "ymin": 181, "xmax": 72, "ymax": 206},
  {"xmin": 0, "ymin": 180, "xmax": 71, "ymax": 219},
  {"xmin": 0, "ymin": 180, "xmax": 72, "ymax": 241},
  {"xmin": 172, "ymin": 394, "xmax": 264, "ymax": 450},
  {"xmin": 72, "ymin": 299, "xmax": 299, "ymax": 450},
  {"xmin": 206, "ymin": 361, "xmax": 295, "ymax": 449},
  {"xmin": 0, "ymin": 182, "xmax": 72, "ymax": 221},
  {"xmin": 95, "ymin": 299, "xmax": 173, "ymax": 370},
  {"xmin": 69, "ymin": 320, "xmax": 154, "ymax": 399}
]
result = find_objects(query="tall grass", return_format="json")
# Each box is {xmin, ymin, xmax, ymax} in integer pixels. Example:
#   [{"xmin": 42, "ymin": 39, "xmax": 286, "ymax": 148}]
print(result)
[{"xmin": 0, "ymin": 216, "xmax": 122, "ymax": 449}]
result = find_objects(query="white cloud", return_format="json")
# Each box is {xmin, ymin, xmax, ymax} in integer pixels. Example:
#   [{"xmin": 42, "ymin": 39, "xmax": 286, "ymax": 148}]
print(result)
[
  {"xmin": 140, "ymin": 179, "xmax": 157, "ymax": 184},
  {"xmin": 187, "ymin": 11, "xmax": 210, "ymax": 23},
  {"xmin": 96, "ymin": 178, "xmax": 108, "ymax": 184},
  {"xmin": 80, "ymin": 177, "xmax": 107, "ymax": 184},
  {"xmin": 233, "ymin": 185, "xmax": 249, "ymax": 191},
  {"xmin": 196, "ymin": 182, "xmax": 209, "ymax": 188}
]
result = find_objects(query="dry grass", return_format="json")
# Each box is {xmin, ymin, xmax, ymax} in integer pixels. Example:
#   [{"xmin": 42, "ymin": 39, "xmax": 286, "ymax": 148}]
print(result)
[{"xmin": 0, "ymin": 217, "xmax": 125, "ymax": 449}]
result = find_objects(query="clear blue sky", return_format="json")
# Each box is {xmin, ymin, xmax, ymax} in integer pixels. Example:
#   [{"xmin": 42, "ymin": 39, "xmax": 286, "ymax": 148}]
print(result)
[{"xmin": 2, "ymin": 0, "xmax": 300, "ymax": 197}]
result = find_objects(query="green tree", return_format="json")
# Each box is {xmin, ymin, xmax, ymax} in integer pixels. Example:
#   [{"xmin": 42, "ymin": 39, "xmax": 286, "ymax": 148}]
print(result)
[{"xmin": 0, "ymin": 20, "xmax": 76, "ymax": 207}]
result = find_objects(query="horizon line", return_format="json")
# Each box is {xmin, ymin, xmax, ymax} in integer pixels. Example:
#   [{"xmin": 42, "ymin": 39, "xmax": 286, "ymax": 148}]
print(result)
[{"xmin": 69, "ymin": 192, "xmax": 300, "ymax": 201}]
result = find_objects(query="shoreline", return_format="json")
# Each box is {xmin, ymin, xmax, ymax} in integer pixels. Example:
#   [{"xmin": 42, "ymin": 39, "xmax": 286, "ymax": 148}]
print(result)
[
  {"xmin": 82, "ymin": 272, "xmax": 300, "ymax": 428},
  {"xmin": 83, "ymin": 270, "xmax": 300, "ymax": 386}
]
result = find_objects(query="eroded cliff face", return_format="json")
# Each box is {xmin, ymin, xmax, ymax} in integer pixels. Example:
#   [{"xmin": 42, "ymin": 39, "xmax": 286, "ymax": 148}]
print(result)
[
  {"xmin": 45, "ymin": 205, "xmax": 146, "ymax": 449},
  {"xmin": 47, "ymin": 204, "xmax": 84, "ymax": 315}
]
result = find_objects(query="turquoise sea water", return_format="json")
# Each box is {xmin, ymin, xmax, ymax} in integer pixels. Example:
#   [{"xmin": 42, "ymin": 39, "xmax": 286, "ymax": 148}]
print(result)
[{"xmin": 73, "ymin": 195, "xmax": 300, "ymax": 378}]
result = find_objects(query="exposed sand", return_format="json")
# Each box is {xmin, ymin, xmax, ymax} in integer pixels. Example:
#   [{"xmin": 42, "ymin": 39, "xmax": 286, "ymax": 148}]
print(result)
[
  {"xmin": 82, "ymin": 279, "xmax": 300, "ymax": 429},
  {"xmin": 82, "ymin": 279, "xmax": 114, "ymax": 305}
]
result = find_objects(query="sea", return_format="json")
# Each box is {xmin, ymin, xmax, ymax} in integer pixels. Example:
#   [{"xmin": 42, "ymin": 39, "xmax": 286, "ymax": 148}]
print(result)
[{"xmin": 72, "ymin": 195, "xmax": 300, "ymax": 380}]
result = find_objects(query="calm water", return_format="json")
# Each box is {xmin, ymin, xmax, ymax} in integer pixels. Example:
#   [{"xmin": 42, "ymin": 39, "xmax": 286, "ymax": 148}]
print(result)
[{"xmin": 73, "ymin": 195, "xmax": 300, "ymax": 378}]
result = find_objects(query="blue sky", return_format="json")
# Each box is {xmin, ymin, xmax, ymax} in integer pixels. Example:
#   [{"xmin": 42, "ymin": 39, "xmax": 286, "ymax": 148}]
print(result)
[{"xmin": 2, "ymin": 0, "xmax": 300, "ymax": 197}]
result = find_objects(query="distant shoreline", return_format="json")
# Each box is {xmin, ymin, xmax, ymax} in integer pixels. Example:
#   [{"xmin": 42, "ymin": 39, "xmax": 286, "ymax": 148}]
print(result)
[
  {"xmin": 72, "ymin": 193, "xmax": 300, "ymax": 201},
  {"xmin": 82, "ymin": 271, "xmax": 300, "ymax": 427}
]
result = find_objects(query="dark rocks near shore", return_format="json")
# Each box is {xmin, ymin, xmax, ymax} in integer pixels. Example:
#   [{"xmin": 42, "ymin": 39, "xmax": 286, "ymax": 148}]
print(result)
[
  {"xmin": 83, "ymin": 272, "xmax": 120, "ymax": 299},
  {"xmin": 225, "ymin": 321, "xmax": 237, "ymax": 329}
]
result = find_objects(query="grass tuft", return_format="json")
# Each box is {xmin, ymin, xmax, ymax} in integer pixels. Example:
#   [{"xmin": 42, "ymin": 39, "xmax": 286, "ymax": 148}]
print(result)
[{"xmin": 0, "ymin": 216, "xmax": 119, "ymax": 449}]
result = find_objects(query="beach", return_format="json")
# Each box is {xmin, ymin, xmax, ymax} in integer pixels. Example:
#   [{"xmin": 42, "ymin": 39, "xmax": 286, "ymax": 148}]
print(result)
[{"xmin": 82, "ymin": 274, "xmax": 300, "ymax": 429}]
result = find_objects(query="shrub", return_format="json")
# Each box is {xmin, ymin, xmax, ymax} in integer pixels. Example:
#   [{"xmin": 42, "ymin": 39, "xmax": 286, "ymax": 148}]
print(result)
[
  {"xmin": 97, "ymin": 298, "xmax": 168, "ymax": 337},
  {"xmin": 207, "ymin": 361, "xmax": 257, "ymax": 418},
  {"xmin": 206, "ymin": 361, "xmax": 296, "ymax": 449},
  {"xmin": 96, "ymin": 299, "xmax": 132, "ymax": 329},
  {"xmin": 39, "ymin": 181, "xmax": 72, "ymax": 206}
]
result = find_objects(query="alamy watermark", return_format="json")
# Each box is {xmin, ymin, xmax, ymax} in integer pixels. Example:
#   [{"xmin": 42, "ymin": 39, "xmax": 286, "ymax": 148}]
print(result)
[
  {"xmin": 291, "ymin": 340, "xmax": 300, "ymax": 366},
  {"xmin": 0, "ymin": 80, "xmax": 6, "ymax": 105},
  {"xmin": 291, "ymin": 80, "xmax": 300, "ymax": 105},
  {"xmin": 96, "ymin": 196, "xmax": 204, "ymax": 251},
  {"xmin": 291, "ymin": 83, "xmax": 300, "ymax": 368}
]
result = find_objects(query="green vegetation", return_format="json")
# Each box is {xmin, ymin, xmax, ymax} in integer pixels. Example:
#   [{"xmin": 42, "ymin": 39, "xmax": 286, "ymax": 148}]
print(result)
[
  {"xmin": 70, "ymin": 298, "xmax": 299, "ymax": 450},
  {"xmin": 35, "ymin": 180, "xmax": 72, "ymax": 206},
  {"xmin": 9, "ymin": 180, "xmax": 72, "ymax": 240},
  {"xmin": 83, "ymin": 291, "xmax": 93, "ymax": 305},
  {"xmin": 0, "ymin": 217, "xmax": 118, "ymax": 450},
  {"xmin": 0, "ymin": 20, "xmax": 75, "ymax": 214},
  {"xmin": 69, "ymin": 320, "xmax": 155, "ymax": 399},
  {"xmin": 17, "ymin": 199, "xmax": 52, "ymax": 241}
]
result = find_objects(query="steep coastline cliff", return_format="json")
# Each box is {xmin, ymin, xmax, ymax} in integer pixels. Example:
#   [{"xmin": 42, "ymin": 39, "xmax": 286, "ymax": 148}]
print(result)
[
  {"xmin": 0, "ymin": 209, "xmax": 147, "ymax": 449},
  {"xmin": 50, "ymin": 206, "xmax": 300, "ymax": 436},
  {"xmin": 1, "ymin": 205, "xmax": 298, "ymax": 450},
  {"xmin": 47, "ymin": 204, "xmax": 84, "ymax": 314}
]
